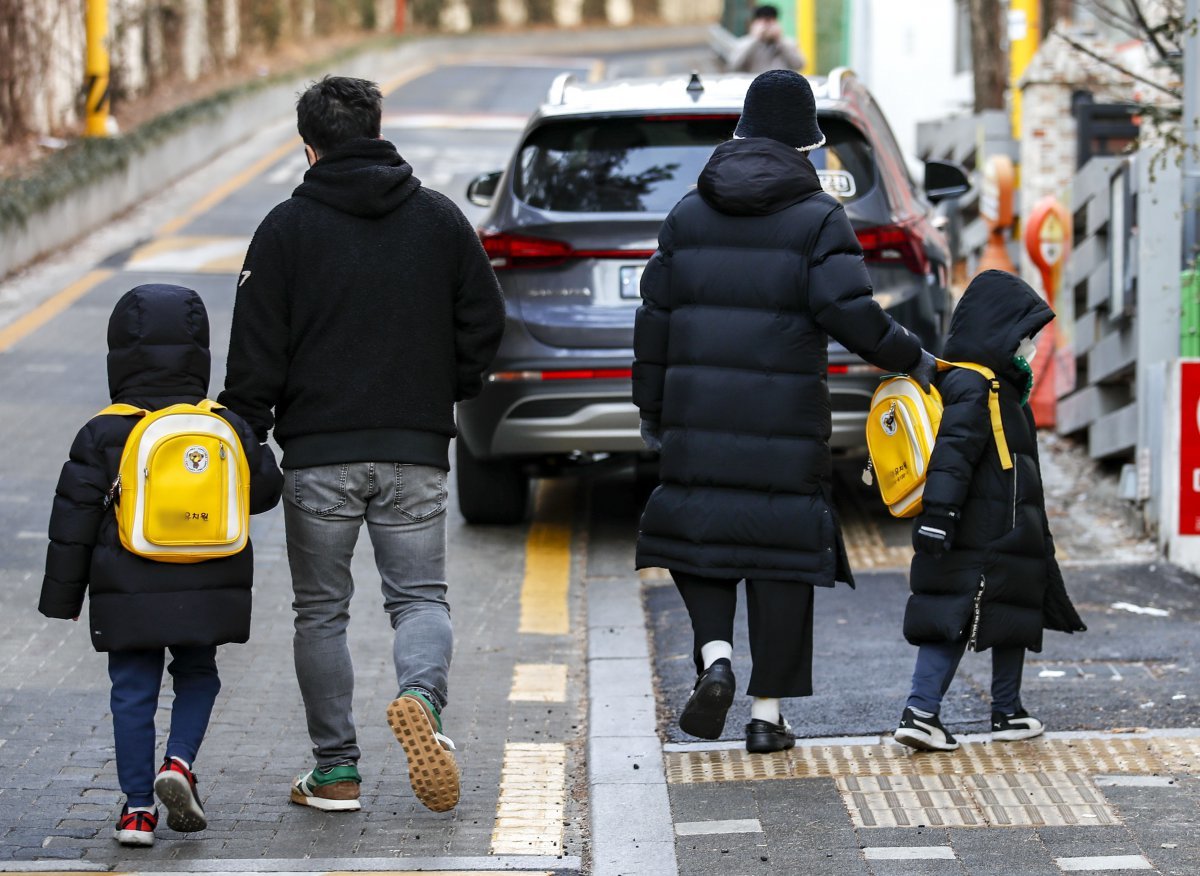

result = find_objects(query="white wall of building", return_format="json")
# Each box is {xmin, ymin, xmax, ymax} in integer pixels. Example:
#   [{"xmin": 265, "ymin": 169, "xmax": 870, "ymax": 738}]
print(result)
[{"xmin": 849, "ymin": 0, "xmax": 973, "ymax": 166}]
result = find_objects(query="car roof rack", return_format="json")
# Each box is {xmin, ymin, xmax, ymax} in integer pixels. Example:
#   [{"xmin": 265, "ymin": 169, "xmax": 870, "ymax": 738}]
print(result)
[
  {"xmin": 547, "ymin": 72, "xmax": 578, "ymax": 105},
  {"xmin": 824, "ymin": 67, "xmax": 856, "ymax": 101}
]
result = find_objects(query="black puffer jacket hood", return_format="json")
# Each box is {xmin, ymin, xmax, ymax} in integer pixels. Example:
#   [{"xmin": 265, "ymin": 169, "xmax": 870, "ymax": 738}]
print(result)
[
  {"xmin": 107, "ymin": 284, "xmax": 210, "ymax": 401},
  {"xmin": 942, "ymin": 270, "xmax": 1054, "ymax": 387},
  {"xmin": 698, "ymin": 137, "xmax": 823, "ymax": 216},
  {"xmin": 294, "ymin": 137, "xmax": 421, "ymax": 219}
]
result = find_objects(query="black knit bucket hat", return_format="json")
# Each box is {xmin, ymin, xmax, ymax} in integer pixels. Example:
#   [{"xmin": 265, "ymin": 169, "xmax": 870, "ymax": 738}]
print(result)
[{"xmin": 734, "ymin": 69, "xmax": 826, "ymax": 152}]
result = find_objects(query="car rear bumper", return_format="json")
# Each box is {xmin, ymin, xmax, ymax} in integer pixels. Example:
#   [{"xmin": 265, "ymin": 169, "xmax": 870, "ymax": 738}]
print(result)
[{"xmin": 459, "ymin": 372, "xmax": 878, "ymax": 458}]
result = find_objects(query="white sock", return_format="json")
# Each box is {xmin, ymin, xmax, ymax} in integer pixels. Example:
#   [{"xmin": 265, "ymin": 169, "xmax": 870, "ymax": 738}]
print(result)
[
  {"xmin": 699, "ymin": 640, "xmax": 733, "ymax": 669},
  {"xmin": 169, "ymin": 756, "xmax": 191, "ymax": 770},
  {"xmin": 127, "ymin": 804, "xmax": 155, "ymax": 814},
  {"xmin": 909, "ymin": 707, "xmax": 935, "ymax": 719},
  {"xmin": 751, "ymin": 697, "xmax": 781, "ymax": 723}
]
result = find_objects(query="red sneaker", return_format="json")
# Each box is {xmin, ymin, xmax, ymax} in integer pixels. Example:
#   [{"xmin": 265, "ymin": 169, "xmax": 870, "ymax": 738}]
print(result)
[
  {"xmin": 153, "ymin": 757, "xmax": 208, "ymax": 832},
  {"xmin": 113, "ymin": 806, "xmax": 157, "ymax": 846}
]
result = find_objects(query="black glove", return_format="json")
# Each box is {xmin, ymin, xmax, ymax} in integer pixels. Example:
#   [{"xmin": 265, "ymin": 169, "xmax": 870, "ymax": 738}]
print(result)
[
  {"xmin": 640, "ymin": 419, "xmax": 662, "ymax": 452},
  {"xmin": 913, "ymin": 511, "xmax": 958, "ymax": 557},
  {"xmin": 908, "ymin": 349, "xmax": 938, "ymax": 393}
]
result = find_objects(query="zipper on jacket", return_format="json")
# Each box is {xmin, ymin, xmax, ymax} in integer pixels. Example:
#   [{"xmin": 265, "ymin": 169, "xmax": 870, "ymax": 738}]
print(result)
[
  {"xmin": 967, "ymin": 574, "xmax": 986, "ymax": 652},
  {"xmin": 1011, "ymin": 452, "xmax": 1019, "ymax": 530}
]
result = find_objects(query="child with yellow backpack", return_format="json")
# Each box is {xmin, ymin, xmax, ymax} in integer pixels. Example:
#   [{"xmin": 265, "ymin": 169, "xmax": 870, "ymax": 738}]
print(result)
[
  {"xmin": 887, "ymin": 270, "xmax": 1086, "ymax": 751},
  {"xmin": 38, "ymin": 284, "xmax": 282, "ymax": 845}
]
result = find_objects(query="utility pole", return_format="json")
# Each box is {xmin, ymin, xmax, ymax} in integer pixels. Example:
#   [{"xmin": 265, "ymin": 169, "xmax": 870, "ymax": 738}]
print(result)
[
  {"xmin": 84, "ymin": 0, "xmax": 110, "ymax": 137},
  {"xmin": 1184, "ymin": 0, "xmax": 1199, "ymax": 267}
]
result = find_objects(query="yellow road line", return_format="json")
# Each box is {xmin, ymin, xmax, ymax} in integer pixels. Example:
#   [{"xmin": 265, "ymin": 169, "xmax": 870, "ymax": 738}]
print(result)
[
  {"xmin": 0, "ymin": 269, "xmax": 114, "ymax": 354},
  {"xmin": 489, "ymin": 742, "xmax": 567, "ymax": 856},
  {"xmin": 509, "ymin": 663, "xmax": 568, "ymax": 702},
  {"xmin": 518, "ymin": 481, "xmax": 574, "ymax": 635}
]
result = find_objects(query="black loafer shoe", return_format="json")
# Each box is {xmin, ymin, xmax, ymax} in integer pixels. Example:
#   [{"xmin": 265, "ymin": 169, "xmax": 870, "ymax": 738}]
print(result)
[
  {"xmin": 678, "ymin": 658, "xmax": 736, "ymax": 740},
  {"xmin": 745, "ymin": 716, "xmax": 796, "ymax": 753}
]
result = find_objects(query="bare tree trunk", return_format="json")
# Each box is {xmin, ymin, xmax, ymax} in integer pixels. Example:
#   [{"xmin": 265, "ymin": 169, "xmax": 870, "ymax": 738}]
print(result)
[
  {"xmin": 1040, "ymin": 0, "xmax": 1067, "ymax": 38},
  {"xmin": 969, "ymin": 0, "xmax": 1008, "ymax": 111}
]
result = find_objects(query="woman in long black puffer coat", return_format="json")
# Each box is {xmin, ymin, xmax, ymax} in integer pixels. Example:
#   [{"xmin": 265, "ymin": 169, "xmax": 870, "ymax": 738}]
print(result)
[
  {"xmin": 894, "ymin": 269, "xmax": 1086, "ymax": 753},
  {"xmin": 632, "ymin": 70, "xmax": 935, "ymax": 752}
]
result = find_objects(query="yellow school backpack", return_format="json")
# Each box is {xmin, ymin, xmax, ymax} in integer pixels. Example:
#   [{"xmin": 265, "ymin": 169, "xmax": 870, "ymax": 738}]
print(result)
[
  {"xmin": 96, "ymin": 400, "xmax": 250, "ymax": 563},
  {"xmin": 863, "ymin": 360, "xmax": 1013, "ymax": 518}
]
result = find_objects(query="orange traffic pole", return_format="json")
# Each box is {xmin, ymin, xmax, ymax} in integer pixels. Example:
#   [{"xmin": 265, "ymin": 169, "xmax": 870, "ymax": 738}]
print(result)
[{"xmin": 394, "ymin": 0, "xmax": 406, "ymax": 34}]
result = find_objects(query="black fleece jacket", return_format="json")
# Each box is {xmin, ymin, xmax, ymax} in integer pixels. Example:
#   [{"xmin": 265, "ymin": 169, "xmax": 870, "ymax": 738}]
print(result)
[
  {"xmin": 219, "ymin": 138, "xmax": 505, "ymax": 470},
  {"xmin": 40, "ymin": 284, "xmax": 283, "ymax": 652}
]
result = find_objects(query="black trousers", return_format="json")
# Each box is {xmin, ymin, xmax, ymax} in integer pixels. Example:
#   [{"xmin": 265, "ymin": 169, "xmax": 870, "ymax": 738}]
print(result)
[{"xmin": 670, "ymin": 570, "xmax": 815, "ymax": 698}]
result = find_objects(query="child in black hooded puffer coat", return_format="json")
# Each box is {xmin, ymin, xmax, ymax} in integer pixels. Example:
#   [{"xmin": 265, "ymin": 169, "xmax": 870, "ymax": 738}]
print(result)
[
  {"xmin": 38, "ymin": 284, "xmax": 282, "ymax": 846},
  {"xmin": 893, "ymin": 270, "xmax": 1086, "ymax": 753}
]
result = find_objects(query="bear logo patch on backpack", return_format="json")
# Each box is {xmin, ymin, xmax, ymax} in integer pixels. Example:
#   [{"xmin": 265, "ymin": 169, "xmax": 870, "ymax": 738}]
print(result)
[{"xmin": 184, "ymin": 446, "xmax": 209, "ymax": 473}]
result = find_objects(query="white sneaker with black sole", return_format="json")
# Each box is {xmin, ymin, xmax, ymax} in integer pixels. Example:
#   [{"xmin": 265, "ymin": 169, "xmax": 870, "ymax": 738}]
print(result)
[
  {"xmin": 992, "ymin": 709, "xmax": 1044, "ymax": 741},
  {"xmin": 894, "ymin": 706, "xmax": 960, "ymax": 751}
]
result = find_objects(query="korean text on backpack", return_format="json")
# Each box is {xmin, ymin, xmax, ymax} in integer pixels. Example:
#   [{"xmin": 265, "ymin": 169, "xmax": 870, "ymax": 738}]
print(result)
[
  {"xmin": 864, "ymin": 360, "xmax": 1013, "ymax": 518},
  {"xmin": 95, "ymin": 400, "xmax": 251, "ymax": 563}
]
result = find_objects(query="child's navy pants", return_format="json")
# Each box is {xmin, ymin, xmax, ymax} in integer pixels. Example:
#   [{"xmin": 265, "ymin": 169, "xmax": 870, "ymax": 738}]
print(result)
[
  {"xmin": 906, "ymin": 640, "xmax": 1024, "ymax": 716},
  {"xmin": 108, "ymin": 647, "xmax": 220, "ymax": 807}
]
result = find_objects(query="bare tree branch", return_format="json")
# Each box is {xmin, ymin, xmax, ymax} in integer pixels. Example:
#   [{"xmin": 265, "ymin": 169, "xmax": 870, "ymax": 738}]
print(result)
[
  {"xmin": 1124, "ymin": 0, "xmax": 1175, "ymax": 64},
  {"xmin": 1052, "ymin": 28, "xmax": 1183, "ymax": 100}
]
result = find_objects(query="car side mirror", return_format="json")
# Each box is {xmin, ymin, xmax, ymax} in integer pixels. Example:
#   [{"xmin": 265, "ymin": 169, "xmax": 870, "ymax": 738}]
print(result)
[
  {"xmin": 924, "ymin": 160, "xmax": 971, "ymax": 204},
  {"xmin": 467, "ymin": 171, "xmax": 503, "ymax": 208}
]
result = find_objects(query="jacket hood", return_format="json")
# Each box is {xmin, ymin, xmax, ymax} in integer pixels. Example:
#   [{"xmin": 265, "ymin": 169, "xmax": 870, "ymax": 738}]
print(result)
[
  {"xmin": 293, "ymin": 138, "xmax": 421, "ymax": 218},
  {"xmin": 942, "ymin": 270, "xmax": 1055, "ymax": 381},
  {"xmin": 107, "ymin": 284, "xmax": 211, "ymax": 401},
  {"xmin": 697, "ymin": 137, "xmax": 824, "ymax": 216}
]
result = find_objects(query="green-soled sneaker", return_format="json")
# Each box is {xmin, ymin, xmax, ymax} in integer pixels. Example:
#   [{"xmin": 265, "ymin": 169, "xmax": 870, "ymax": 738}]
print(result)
[{"xmin": 290, "ymin": 763, "xmax": 362, "ymax": 812}]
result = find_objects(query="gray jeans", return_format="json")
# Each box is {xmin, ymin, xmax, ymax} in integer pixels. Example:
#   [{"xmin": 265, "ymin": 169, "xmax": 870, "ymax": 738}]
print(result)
[{"xmin": 283, "ymin": 462, "xmax": 452, "ymax": 767}]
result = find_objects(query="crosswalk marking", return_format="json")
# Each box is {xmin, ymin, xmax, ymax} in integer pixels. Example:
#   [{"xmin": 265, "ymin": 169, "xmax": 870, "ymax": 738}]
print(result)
[
  {"xmin": 864, "ymin": 846, "xmax": 957, "ymax": 860},
  {"xmin": 1056, "ymin": 855, "xmax": 1154, "ymax": 871},
  {"xmin": 124, "ymin": 236, "xmax": 250, "ymax": 274},
  {"xmin": 674, "ymin": 818, "xmax": 762, "ymax": 836}
]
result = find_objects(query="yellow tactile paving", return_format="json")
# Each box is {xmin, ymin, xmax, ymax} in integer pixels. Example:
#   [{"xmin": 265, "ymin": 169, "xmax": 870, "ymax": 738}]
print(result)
[
  {"xmin": 490, "ymin": 743, "xmax": 568, "ymax": 856},
  {"xmin": 665, "ymin": 735, "xmax": 1200, "ymax": 783},
  {"xmin": 840, "ymin": 503, "xmax": 914, "ymax": 570},
  {"xmin": 509, "ymin": 663, "xmax": 569, "ymax": 702},
  {"xmin": 667, "ymin": 735, "xmax": 1199, "ymax": 829},
  {"xmin": 518, "ymin": 482, "xmax": 574, "ymax": 635}
]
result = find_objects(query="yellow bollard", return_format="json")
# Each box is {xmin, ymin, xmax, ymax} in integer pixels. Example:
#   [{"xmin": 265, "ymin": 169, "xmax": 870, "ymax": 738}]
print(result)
[
  {"xmin": 84, "ymin": 0, "xmax": 110, "ymax": 137},
  {"xmin": 796, "ymin": 0, "xmax": 816, "ymax": 76}
]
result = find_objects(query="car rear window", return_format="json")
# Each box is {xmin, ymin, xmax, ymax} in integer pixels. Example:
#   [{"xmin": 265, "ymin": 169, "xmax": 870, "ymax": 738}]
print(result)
[{"xmin": 513, "ymin": 115, "xmax": 876, "ymax": 213}]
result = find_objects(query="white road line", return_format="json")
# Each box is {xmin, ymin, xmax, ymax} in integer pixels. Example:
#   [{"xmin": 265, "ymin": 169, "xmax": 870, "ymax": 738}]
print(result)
[
  {"xmin": 863, "ymin": 846, "xmax": 957, "ymax": 861},
  {"xmin": 382, "ymin": 112, "xmax": 529, "ymax": 130},
  {"xmin": 1094, "ymin": 775, "xmax": 1179, "ymax": 787},
  {"xmin": 267, "ymin": 154, "xmax": 309, "ymax": 185},
  {"xmin": 15, "ymin": 531, "xmax": 43, "ymax": 540},
  {"xmin": 1056, "ymin": 854, "xmax": 1154, "ymax": 871},
  {"xmin": 675, "ymin": 818, "xmax": 763, "ymax": 836}
]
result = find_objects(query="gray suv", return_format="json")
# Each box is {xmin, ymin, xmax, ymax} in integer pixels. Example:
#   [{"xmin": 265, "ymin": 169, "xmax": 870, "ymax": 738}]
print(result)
[{"xmin": 457, "ymin": 70, "xmax": 968, "ymax": 524}]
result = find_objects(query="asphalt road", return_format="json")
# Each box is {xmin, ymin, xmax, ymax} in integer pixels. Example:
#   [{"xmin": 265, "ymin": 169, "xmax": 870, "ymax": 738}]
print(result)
[{"xmin": 1, "ymin": 36, "xmax": 1198, "ymax": 876}]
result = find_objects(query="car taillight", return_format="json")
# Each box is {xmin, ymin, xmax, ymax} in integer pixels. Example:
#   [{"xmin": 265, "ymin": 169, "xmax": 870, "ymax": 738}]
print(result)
[
  {"xmin": 480, "ymin": 231, "xmax": 575, "ymax": 270},
  {"xmin": 489, "ymin": 368, "xmax": 633, "ymax": 382},
  {"xmin": 479, "ymin": 230, "xmax": 655, "ymax": 271},
  {"xmin": 855, "ymin": 224, "xmax": 929, "ymax": 275}
]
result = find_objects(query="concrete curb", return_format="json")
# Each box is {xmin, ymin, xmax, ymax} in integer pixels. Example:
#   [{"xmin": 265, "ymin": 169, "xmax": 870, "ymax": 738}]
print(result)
[
  {"xmin": 0, "ymin": 25, "xmax": 709, "ymax": 282},
  {"xmin": 586, "ymin": 577, "xmax": 678, "ymax": 876}
]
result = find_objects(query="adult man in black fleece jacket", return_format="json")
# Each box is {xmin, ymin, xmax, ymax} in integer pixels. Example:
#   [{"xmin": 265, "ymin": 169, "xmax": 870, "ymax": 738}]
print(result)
[{"xmin": 219, "ymin": 76, "xmax": 504, "ymax": 815}]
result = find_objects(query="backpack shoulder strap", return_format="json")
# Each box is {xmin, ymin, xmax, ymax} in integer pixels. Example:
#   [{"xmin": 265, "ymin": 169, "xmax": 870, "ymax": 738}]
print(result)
[
  {"xmin": 940, "ymin": 361, "xmax": 1014, "ymax": 471},
  {"xmin": 95, "ymin": 404, "xmax": 148, "ymax": 418},
  {"xmin": 196, "ymin": 399, "xmax": 224, "ymax": 413}
]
